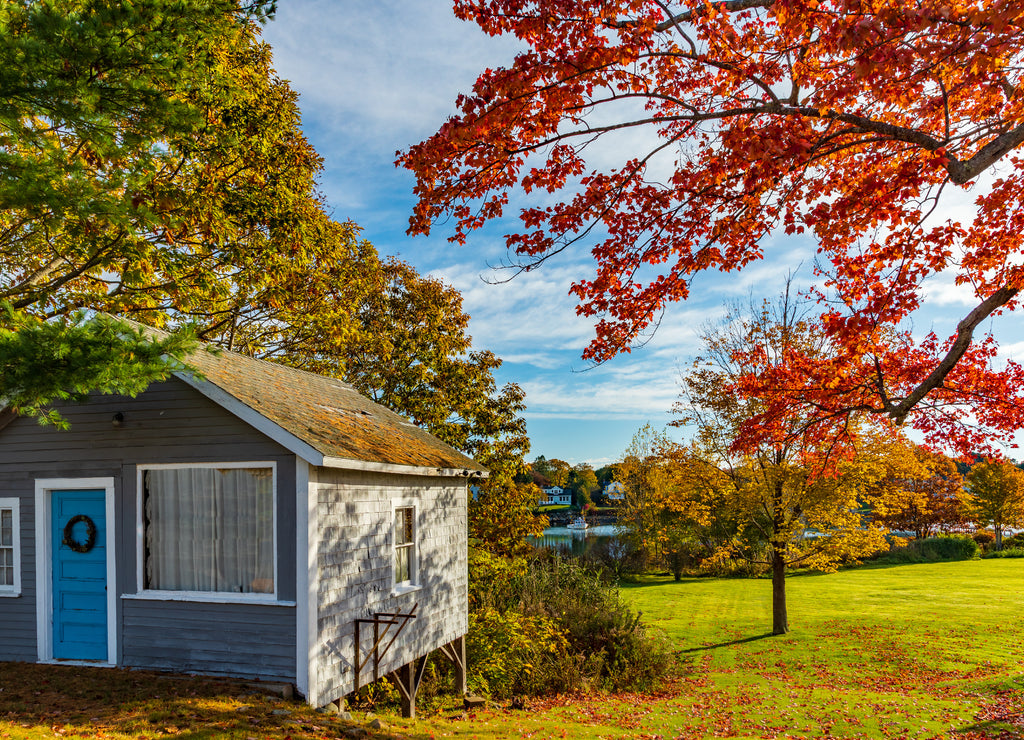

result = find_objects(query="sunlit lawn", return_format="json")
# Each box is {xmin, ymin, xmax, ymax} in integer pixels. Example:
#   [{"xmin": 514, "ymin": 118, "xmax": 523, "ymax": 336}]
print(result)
[{"xmin": 2, "ymin": 560, "xmax": 1022, "ymax": 739}]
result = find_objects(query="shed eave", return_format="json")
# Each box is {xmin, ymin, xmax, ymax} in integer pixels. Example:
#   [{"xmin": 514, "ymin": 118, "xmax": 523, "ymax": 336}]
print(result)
[{"xmin": 320, "ymin": 455, "xmax": 488, "ymax": 479}]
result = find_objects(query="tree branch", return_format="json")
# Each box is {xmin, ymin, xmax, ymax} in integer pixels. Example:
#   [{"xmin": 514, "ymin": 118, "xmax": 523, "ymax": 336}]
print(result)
[
  {"xmin": 654, "ymin": 0, "xmax": 776, "ymax": 30},
  {"xmin": 889, "ymin": 284, "xmax": 1020, "ymax": 421}
]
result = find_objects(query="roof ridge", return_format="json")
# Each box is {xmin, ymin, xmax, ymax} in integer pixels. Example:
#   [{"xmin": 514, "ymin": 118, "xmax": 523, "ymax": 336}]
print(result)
[
  {"xmin": 199, "ymin": 344, "xmax": 358, "ymax": 393},
  {"xmin": 113, "ymin": 314, "xmax": 358, "ymax": 392}
]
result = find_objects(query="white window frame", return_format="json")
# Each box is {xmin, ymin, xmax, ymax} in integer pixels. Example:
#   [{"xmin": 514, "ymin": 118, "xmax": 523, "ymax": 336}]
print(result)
[
  {"xmin": 392, "ymin": 501, "xmax": 419, "ymax": 595},
  {"xmin": 132, "ymin": 462, "xmax": 280, "ymax": 604},
  {"xmin": 0, "ymin": 498, "xmax": 21, "ymax": 597}
]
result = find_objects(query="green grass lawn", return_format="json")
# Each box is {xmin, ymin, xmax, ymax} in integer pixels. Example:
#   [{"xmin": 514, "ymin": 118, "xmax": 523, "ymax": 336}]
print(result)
[
  {"xmin": 2, "ymin": 560, "xmax": 1022, "ymax": 739},
  {"xmin": 536, "ymin": 503, "xmax": 569, "ymax": 515}
]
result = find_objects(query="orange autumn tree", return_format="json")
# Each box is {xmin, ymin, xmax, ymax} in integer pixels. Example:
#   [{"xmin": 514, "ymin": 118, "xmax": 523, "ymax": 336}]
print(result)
[
  {"xmin": 673, "ymin": 291, "xmax": 889, "ymax": 634},
  {"xmin": 869, "ymin": 444, "xmax": 966, "ymax": 539},
  {"xmin": 401, "ymin": 0, "xmax": 1024, "ymax": 456}
]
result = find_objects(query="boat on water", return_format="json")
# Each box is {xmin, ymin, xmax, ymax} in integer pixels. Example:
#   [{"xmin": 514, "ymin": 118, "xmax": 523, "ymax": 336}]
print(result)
[{"xmin": 566, "ymin": 515, "xmax": 588, "ymax": 531}]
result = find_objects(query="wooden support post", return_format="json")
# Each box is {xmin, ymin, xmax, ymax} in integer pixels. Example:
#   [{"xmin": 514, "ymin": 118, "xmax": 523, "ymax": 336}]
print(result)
[
  {"xmin": 373, "ymin": 618, "xmax": 380, "ymax": 683},
  {"xmin": 391, "ymin": 654, "xmax": 428, "ymax": 719},
  {"xmin": 438, "ymin": 635, "xmax": 467, "ymax": 696}
]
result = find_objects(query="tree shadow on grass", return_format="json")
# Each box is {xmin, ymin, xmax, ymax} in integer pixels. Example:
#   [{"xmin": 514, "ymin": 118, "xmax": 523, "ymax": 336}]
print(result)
[
  {"xmin": 0, "ymin": 661, "xmax": 429, "ymax": 740},
  {"xmin": 681, "ymin": 632, "xmax": 775, "ymax": 653},
  {"xmin": 619, "ymin": 575, "xmax": 723, "ymax": 589}
]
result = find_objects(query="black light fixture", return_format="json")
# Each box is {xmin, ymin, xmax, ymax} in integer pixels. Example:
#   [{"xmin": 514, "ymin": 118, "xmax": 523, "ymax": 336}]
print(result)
[{"xmin": 112, "ymin": 412, "xmax": 125, "ymax": 428}]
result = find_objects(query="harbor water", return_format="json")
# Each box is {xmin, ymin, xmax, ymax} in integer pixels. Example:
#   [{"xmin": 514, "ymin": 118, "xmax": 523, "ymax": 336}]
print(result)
[{"xmin": 527, "ymin": 524, "xmax": 621, "ymax": 557}]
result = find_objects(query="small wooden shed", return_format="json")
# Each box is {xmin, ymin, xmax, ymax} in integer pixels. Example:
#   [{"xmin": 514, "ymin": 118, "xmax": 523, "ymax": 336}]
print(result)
[{"xmin": 0, "ymin": 335, "xmax": 484, "ymax": 715}]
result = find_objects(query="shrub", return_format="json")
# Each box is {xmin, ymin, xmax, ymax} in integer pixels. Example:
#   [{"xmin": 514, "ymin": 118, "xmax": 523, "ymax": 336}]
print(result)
[
  {"xmin": 1002, "ymin": 533, "xmax": 1024, "ymax": 549},
  {"xmin": 973, "ymin": 531, "xmax": 995, "ymax": 547},
  {"xmin": 982, "ymin": 547, "xmax": 1024, "ymax": 559},
  {"xmin": 518, "ymin": 556, "xmax": 676, "ymax": 693},
  {"xmin": 468, "ymin": 547, "xmax": 528, "ymax": 612},
  {"xmin": 583, "ymin": 537, "xmax": 644, "ymax": 580},
  {"xmin": 466, "ymin": 607, "xmax": 572, "ymax": 697},
  {"xmin": 871, "ymin": 535, "xmax": 978, "ymax": 564},
  {"xmin": 917, "ymin": 535, "xmax": 979, "ymax": 560},
  {"xmin": 464, "ymin": 552, "xmax": 677, "ymax": 698}
]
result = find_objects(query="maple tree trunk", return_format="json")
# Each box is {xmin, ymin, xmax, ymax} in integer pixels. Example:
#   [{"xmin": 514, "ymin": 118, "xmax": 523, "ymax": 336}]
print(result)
[
  {"xmin": 771, "ymin": 547, "xmax": 789, "ymax": 635},
  {"xmin": 995, "ymin": 524, "xmax": 1003, "ymax": 551}
]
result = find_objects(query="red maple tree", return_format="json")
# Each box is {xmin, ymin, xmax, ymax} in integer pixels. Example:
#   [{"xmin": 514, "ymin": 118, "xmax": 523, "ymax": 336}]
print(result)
[{"xmin": 399, "ymin": 0, "xmax": 1024, "ymax": 456}]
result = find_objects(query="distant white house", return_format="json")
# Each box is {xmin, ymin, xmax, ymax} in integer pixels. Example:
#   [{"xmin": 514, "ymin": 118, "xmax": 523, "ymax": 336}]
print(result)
[
  {"xmin": 541, "ymin": 486, "xmax": 572, "ymax": 506},
  {"xmin": 604, "ymin": 481, "xmax": 626, "ymax": 501}
]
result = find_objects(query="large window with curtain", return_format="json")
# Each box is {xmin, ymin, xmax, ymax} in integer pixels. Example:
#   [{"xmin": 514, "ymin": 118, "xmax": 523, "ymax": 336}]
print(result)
[
  {"xmin": 0, "ymin": 498, "xmax": 19, "ymax": 596},
  {"xmin": 140, "ymin": 464, "xmax": 275, "ymax": 598}
]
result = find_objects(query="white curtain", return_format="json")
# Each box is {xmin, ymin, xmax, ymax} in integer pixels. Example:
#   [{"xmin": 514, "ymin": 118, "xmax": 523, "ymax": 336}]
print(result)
[{"xmin": 144, "ymin": 468, "xmax": 273, "ymax": 594}]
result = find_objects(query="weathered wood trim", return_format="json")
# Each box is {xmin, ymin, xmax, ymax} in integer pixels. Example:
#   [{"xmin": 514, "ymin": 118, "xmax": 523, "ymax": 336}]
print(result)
[
  {"xmin": 295, "ymin": 459, "xmax": 315, "ymax": 701},
  {"xmin": 176, "ymin": 373, "xmax": 488, "ymax": 479},
  {"xmin": 322, "ymin": 456, "xmax": 488, "ymax": 478},
  {"xmin": 34, "ymin": 477, "xmax": 117, "ymax": 665},
  {"xmin": 121, "ymin": 593, "xmax": 295, "ymax": 606}
]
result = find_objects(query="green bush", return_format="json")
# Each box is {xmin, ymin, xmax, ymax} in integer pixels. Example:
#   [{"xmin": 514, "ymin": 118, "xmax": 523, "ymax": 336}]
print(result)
[
  {"xmin": 872, "ymin": 535, "xmax": 979, "ymax": 564},
  {"xmin": 464, "ymin": 551, "xmax": 677, "ymax": 698},
  {"xmin": 466, "ymin": 607, "xmax": 573, "ymax": 697},
  {"xmin": 1002, "ymin": 533, "xmax": 1024, "ymax": 549},
  {"xmin": 982, "ymin": 547, "xmax": 1024, "ymax": 559},
  {"xmin": 468, "ymin": 547, "xmax": 528, "ymax": 612},
  {"xmin": 517, "ymin": 556, "xmax": 676, "ymax": 692}
]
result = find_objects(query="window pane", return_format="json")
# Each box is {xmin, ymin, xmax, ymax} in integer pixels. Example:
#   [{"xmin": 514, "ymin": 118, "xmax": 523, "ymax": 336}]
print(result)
[
  {"xmin": 144, "ymin": 467, "xmax": 273, "ymax": 593},
  {"xmin": 395, "ymin": 546, "xmax": 410, "ymax": 583},
  {"xmin": 0, "ymin": 549, "xmax": 10, "ymax": 586},
  {"xmin": 403, "ymin": 509, "xmax": 414, "ymax": 543},
  {"xmin": 395, "ymin": 508, "xmax": 413, "ymax": 546},
  {"xmin": 1, "ymin": 509, "xmax": 11, "ymax": 547}
]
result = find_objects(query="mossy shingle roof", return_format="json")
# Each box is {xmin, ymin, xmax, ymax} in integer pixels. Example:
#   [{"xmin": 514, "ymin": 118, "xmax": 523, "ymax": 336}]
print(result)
[{"xmin": 127, "ymin": 320, "xmax": 486, "ymax": 475}]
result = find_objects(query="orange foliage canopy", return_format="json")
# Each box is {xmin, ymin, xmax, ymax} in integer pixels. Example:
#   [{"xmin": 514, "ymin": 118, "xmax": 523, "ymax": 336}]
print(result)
[{"xmin": 400, "ymin": 0, "xmax": 1024, "ymax": 456}]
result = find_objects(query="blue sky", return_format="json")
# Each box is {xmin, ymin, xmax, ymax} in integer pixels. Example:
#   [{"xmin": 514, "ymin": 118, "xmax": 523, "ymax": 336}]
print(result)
[{"xmin": 260, "ymin": 2, "xmax": 1023, "ymax": 465}]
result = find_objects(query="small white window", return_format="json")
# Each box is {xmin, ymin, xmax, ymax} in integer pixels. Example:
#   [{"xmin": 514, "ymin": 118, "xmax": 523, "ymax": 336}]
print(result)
[
  {"xmin": 394, "ymin": 506, "xmax": 416, "ymax": 587},
  {"xmin": 0, "ymin": 498, "xmax": 20, "ymax": 596}
]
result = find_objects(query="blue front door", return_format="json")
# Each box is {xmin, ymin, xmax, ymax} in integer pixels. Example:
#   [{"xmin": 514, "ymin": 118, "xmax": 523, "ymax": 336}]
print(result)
[{"xmin": 51, "ymin": 490, "xmax": 107, "ymax": 661}]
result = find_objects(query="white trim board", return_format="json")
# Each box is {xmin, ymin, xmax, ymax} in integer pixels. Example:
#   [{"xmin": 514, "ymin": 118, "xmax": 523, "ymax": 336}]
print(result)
[
  {"xmin": 34, "ymin": 477, "xmax": 118, "ymax": 666},
  {"xmin": 294, "ymin": 459, "xmax": 315, "ymax": 702}
]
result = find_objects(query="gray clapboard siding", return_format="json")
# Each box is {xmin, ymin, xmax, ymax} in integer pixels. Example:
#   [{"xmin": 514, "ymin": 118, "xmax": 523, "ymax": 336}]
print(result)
[
  {"xmin": 311, "ymin": 468, "xmax": 468, "ymax": 707},
  {"xmin": 0, "ymin": 478, "xmax": 37, "ymax": 659},
  {"xmin": 0, "ymin": 379, "xmax": 298, "ymax": 680},
  {"xmin": 122, "ymin": 601, "xmax": 295, "ymax": 681}
]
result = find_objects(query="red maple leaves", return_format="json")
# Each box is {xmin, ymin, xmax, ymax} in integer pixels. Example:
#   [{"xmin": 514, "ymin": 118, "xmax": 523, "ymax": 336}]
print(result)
[{"xmin": 399, "ymin": 0, "xmax": 1024, "ymax": 456}]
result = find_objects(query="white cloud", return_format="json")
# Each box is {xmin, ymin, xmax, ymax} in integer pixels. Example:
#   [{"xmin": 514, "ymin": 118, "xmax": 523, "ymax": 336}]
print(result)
[
  {"xmin": 264, "ymin": 3, "xmax": 522, "ymax": 151},
  {"xmin": 499, "ymin": 352, "xmax": 565, "ymax": 370}
]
